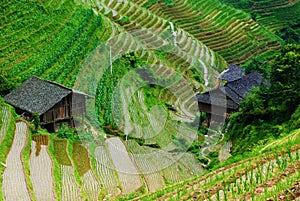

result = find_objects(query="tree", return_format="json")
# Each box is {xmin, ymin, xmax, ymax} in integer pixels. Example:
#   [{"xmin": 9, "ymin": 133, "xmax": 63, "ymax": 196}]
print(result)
[
  {"xmin": 270, "ymin": 44, "xmax": 300, "ymax": 92},
  {"xmin": 244, "ymin": 55, "xmax": 271, "ymax": 78},
  {"xmin": 268, "ymin": 44, "xmax": 300, "ymax": 117},
  {"xmin": 227, "ymin": 44, "xmax": 300, "ymax": 155},
  {"xmin": 276, "ymin": 27, "xmax": 300, "ymax": 44}
]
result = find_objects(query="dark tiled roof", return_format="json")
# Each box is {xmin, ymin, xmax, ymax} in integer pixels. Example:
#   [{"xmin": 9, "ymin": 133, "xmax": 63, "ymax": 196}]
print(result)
[
  {"xmin": 196, "ymin": 88, "xmax": 239, "ymax": 110},
  {"xmin": 221, "ymin": 86, "xmax": 241, "ymax": 105},
  {"xmin": 197, "ymin": 71, "xmax": 262, "ymax": 110},
  {"xmin": 4, "ymin": 76, "xmax": 82, "ymax": 115},
  {"xmin": 226, "ymin": 71, "xmax": 262, "ymax": 98},
  {"xmin": 217, "ymin": 64, "xmax": 244, "ymax": 82}
]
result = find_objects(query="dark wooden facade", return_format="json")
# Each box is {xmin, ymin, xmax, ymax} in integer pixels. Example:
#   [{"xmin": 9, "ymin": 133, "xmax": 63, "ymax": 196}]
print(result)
[
  {"xmin": 41, "ymin": 92, "xmax": 87, "ymax": 132},
  {"xmin": 41, "ymin": 96, "xmax": 71, "ymax": 124},
  {"xmin": 4, "ymin": 76, "xmax": 90, "ymax": 133},
  {"xmin": 197, "ymin": 89, "xmax": 239, "ymax": 126},
  {"xmin": 197, "ymin": 70, "xmax": 262, "ymax": 127},
  {"xmin": 198, "ymin": 103, "xmax": 237, "ymax": 117}
]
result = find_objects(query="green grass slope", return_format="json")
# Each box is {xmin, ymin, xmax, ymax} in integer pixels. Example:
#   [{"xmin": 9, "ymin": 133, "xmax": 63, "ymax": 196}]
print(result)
[
  {"xmin": 220, "ymin": 0, "xmax": 300, "ymax": 43},
  {"xmin": 0, "ymin": 0, "xmax": 112, "ymax": 87},
  {"xmin": 131, "ymin": 129, "xmax": 300, "ymax": 200},
  {"xmin": 1, "ymin": 0, "xmax": 299, "ymax": 200},
  {"xmin": 143, "ymin": 0, "xmax": 282, "ymax": 64}
]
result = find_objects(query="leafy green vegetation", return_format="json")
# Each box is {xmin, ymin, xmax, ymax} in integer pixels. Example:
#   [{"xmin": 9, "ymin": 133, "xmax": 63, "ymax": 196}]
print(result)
[
  {"xmin": 48, "ymin": 135, "xmax": 62, "ymax": 200},
  {"xmin": 96, "ymin": 52, "xmax": 147, "ymax": 131},
  {"xmin": 136, "ymin": 141, "xmax": 300, "ymax": 200},
  {"xmin": 53, "ymin": 139, "xmax": 72, "ymax": 166},
  {"xmin": 0, "ymin": 69, "xmax": 17, "ymax": 96},
  {"xmin": 1, "ymin": 0, "xmax": 109, "ymax": 88},
  {"xmin": 220, "ymin": 0, "xmax": 300, "ymax": 44},
  {"xmin": 227, "ymin": 44, "xmax": 300, "ymax": 155},
  {"xmin": 147, "ymin": 0, "xmax": 282, "ymax": 64}
]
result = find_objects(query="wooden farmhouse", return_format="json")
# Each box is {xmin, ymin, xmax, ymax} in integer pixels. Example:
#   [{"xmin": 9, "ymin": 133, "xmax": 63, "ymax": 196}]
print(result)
[
  {"xmin": 4, "ymin": 76, "xmax": 92, "ymax": 132},
  {"xmin": 196, "ymin": 65, "xmax": 262, "ymax": 126}
]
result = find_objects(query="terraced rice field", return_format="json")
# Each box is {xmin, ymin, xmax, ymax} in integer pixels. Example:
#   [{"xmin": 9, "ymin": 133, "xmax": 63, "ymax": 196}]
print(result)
[
  {"xmin": 0, "ymin": 0, "xmax": 111, "ymax": 87},
  {"xmin": 126, "ymin": 140, "xmax": 166, "ymax": 192},
  {"xmin": 137, "ymin": 144, "xmax": 300, "ymax": 200},
  {"xmin": 73, "ymin": 20, "xmax": 205, "ymax": 145},
  {"xmin": 61, "ymin": 165, "xmax": 83, "ymax": 201},
  {"xmin": 107, "ymin": 137, "xmax": 143, "ymax": 194},
  {"xmin": 86, "ymin": 0, "xmax": 225, "ymax": 87},
  {"xmin": 94, "ymin": 145, "xmax": 121, "ymax": 197},
  {"xmin": 111, "ymin": 68, "xmax": 199, "ymax": 148},
  {"xmin": 81, "ymin": 170, "xmax": 101, "ymax": 201},
  {"xmin": 222, "ymin": 0, "xmax": 300, "ymax": 31},
  {"xmin": 29, "ymin": 136, "xmax": 56, "ymax": 201},
  {"xmin": 145, "ymin": 0, "xmax": 282, "ymax": 64},
  {"xmin": 140, "ymin": 146, "xmax": 203, "ymax": 184},
  {"xmin": 53, "ymin": 140, "xmax": 83, "ymax": 200},
  {"xmin": 2, "ymin": 122, "xmax": 31, "ymax": 201},
  {"xmin": 2, "ymin": 0, "xmax": 299, "ymax": 199},
  {"xmin": 72, "ymin": 143, "xmax": 100, "ymax": 200}
]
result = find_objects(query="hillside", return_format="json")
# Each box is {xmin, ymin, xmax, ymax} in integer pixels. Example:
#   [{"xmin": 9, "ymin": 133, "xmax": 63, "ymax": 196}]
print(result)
[
  {"xmin": 0, "ymin": 0, "xmax": 300, "ymax": 200},
  {"xmin": 1, "ymin": 0, "xmax": 112, "ymax": 87},
  {"xmin": 133, "ymin": 131, "xmax": 300, "ymax": 200},
  {"xmin": 220, "ymin": 0, "xmax": 300, "ymax": 43},
  {"xmin": 145, "ymin": 0, "xmax": 281, "ymax": 64}
]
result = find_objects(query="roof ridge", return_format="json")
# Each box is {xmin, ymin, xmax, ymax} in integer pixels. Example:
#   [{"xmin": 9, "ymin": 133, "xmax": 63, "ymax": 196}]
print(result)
[
  {"xmin": 31, "ymin": 76, "xmax": 72, "ymax": 92},
  {"xmin": 32, "ymin": 76, "xmax": 94, "ymax": 98}
]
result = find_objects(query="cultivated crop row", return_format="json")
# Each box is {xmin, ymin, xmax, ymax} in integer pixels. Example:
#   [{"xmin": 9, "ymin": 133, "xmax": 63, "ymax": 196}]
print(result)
[
  {"xmin": 72, "ymin": 143, "xmax": 101, "ymax": 201},
  {"xmin": 150, "ymin": 145, "xmax": 300, "ymax": 200},
  {"xmin": 126, "ymin": 140, "xmax": 166, "ymax": 192},
  {"xmin": 222, "ymin": 0, "xmax": 300, "ymax": 33},
  {"xmin": 0, "ymin": 3, "xmax": 77, "ymax": 72},
  {"xmin": 146, "ymin": 0, "xmax": 281, "ymax": 64},
  {"xmin": 134, "ymin": 144, "xmax": 298, "ymax": 200},
  {"xmin": 107, "ymin": 137, "xmax": 143, "ymax": 193},
  {"xmin": 94, "ymin": 145, "xmax": 121, "ymax": 197},
  {"xmin": 1, "ymin": 0, "xmax": 110, "ymax": 88},
  {"xmin": 81, "ymin": 170, "xmax": 101, "ymax": 201},
  {"xmin": 80, "ymin": 0, "xmax": 222, "ymax": 153},
  {"xmin": 87, "ymin": 0, "xmax": 225, "ymax": 86},
  {"xmin": 60, "ymin": 165, "xmax": 82, "ymax": 201},
  {"xmin": 53, "ymin": 140, "xmax": 83, "ymax": 200}
]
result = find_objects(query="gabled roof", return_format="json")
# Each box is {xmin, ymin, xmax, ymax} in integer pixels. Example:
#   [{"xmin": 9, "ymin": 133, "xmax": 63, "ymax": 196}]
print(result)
[
  {"xmin": 221, "ymin": 86, "xmax": 241, "ymax": 105},
  {"xmin": 197, "ymin": 71, "xmax": 262, "ymax": 110},
  {"xmin": 217, "ymin": 64, "xmax": 244, "ymax": 82},
  {"xmin": 4, "ymin": 76, "xmax": 90, "ymax": 115},
  {"xmin": 196, "ymin": 87, "xmax": 239, "ymax": 110},
  {"xmin": 226, "ymin": 71, "xmax": 262, "ymax": 99}
]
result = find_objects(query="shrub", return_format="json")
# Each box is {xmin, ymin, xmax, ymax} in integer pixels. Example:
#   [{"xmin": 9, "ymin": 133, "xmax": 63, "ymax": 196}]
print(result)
[
  {"xmin": 57, "ymin": 123, "xmax": 76, "ymax": 139},
  {"xmin": 227, "ymin": 44, "xmax": 300, "ymax": 155},
  {"xmin": 32, "ymin": 112, "xmax": 40, "ymax": 130}
]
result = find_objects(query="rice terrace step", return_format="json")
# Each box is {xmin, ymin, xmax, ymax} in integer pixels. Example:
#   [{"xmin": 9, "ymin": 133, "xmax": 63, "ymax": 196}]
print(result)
[{"xmin": 0, "ymin": 0, "xmax": 299, "ymax": 200}]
